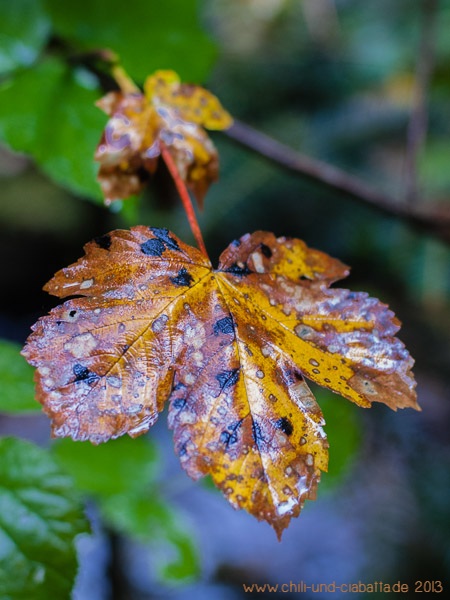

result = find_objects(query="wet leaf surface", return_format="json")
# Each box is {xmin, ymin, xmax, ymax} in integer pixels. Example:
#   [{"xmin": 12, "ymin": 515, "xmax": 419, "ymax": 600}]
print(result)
[
  {"xmin": 95, "ymin": 70, "xmax": 232, "ymax": 206},
  {"xmin": 22, "ymin": 228, "xmax": 418, "ymax": 536}
]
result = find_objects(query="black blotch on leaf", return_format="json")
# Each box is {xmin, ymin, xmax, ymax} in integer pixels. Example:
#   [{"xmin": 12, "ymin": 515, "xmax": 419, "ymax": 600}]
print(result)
[
  {"xmin": 141, "ymin": 238, "xmax": 166, "ymax": 257},
  {"xmin": 170, "ymin": 268, "xmax": 194, "ymax": 287},
  {"xmin": 173, "ymin": 397, "xmax": 187, "ymax": 410},
  {"xmin": 94, "ymin": 234, "xmax": 112, "ymax": 250},
  {"xmin": 73, "ymin": 363, "xmax": 99, "ymax": 385},
  {"xmin": 293, "ymin": 369, "xmax": 304, "ymax": 382},
  {"xmin": 274, "ymin": 417, "xmax": 293, "ymax": 436},
  {"xmin": 69, "ymin": 310, "xmax": 77, "ymax": 317},
  {"xmin": 284, "ymin": 369, "xmax": 304, "ymax": 386},
  {"xmin": 216, "ymin": 368, "xmax": 240, "ymax": 392},
  {"xmin": 178, "ymin": 442, "xmax": 187, "ymax": 457},
  {"xmin": 150, "ymin": 227, "xmax": 181, "ymax": 252},
  {"xmin": 252, "ymin": 419, "xmax": 265, "ymax": 448},
  {"xmin": 260, "ymin": 243, "xmax": 272, "ymax": 258},
  {"xmin": 213, "ymin": 316, "xmax": 235, "ymax": 336},
  {"xmin": 224, "ymin": 262, "xmax": 252, "ymax": 276},
  {"xmin": 220, "ymin": 419, "xmax": 243, "ymax": 447}
]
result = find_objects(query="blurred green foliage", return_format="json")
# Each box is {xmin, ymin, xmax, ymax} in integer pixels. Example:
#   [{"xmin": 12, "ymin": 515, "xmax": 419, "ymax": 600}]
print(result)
[
  {"xmin": 0, "ymin": 57, "xmax": 105, "ymax": 199},
  {"xmin": 0, "ymin": 0, "xmax": 50, "ymax": 75},
  {"xmin": 53, "ymin": 437, "xmax": 199, "ymax": 582},
  {"xmin": 0, "ymin": 340, "xmax": 39, "ymax": 412},
  {"xmin": 45, "ymin": 0, "xmax": 216, "ymax": 82},
  {"xmin": 0, "ymin": 436, "xmax": 89, "ymax": 599}
]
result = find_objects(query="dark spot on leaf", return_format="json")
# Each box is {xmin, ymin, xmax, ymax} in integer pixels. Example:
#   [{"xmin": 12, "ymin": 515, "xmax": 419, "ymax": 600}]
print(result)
[
  {"xmin": 178, "ymin": 442, "xmax": 187, "ymax": 457},
  {"xmin": 94, "ymin": 234, "xmax": 111, "ymax": 250},
  {"xmin": 224, "ymin": 262, "xmax": 252, "ymax": 276},
  {"xmin": 216, "ymin": 368, "xmax": 240, "ymax": 393},
  {"xmin": 170, "ymin": 267, "xmax": 194, "ymax": 287},
  {"xmin": 299, "ymin": 275, "xmax": 310, "ymax": 281},
  {"xmin": 252, "ymin": 419, "xmax": 265, "ymax": 448},
  {"xmin": 213, "ymin": 316, "xmax": 235, "ymax": 336},
  {"xmin": 73, "ymin": 364, "xmax": 99, "ymax": 385},
  {"xmin": 220, "ymin": 419, "xmax": 243, "ymax": 447},
  {"xmin": 275, "ymin": 417, "xmax": 293, "ymax": 436},
  {"xmin": 231, "ymin": 239, "xmax": 241, "ymax": 247},
  {"xmin": 69, "ymin": 310, "xmax": 77, "ymax": 317},
  {"xmin": 220, "ymin": 431, "xmax": 232, "ymax": 445},
  {"xmin": 260, "ymin": 243, "xmax": 272, "ymax": 258},
  {"xmin": 285, "ymin": 369, "xmax": 304, "ymax": 385},
  {"xmin": 141, "ymin": 238, "xmax": 166, "ymax": 257},
  {"xmin": 173, "ymin": 397, "xmax": 186, "ymax": 410},
  {"xmin": 150, "ymin": 227, "xmax": 181, "ymax": 252}
]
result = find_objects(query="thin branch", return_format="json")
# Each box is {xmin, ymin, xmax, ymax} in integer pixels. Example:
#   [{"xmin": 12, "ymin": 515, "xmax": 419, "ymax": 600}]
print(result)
[
  {"xmin": 404, "ymin": 0, "xmax": 438, "ymax": 205},
  {"xmin": 224, "ymin": 119, "xmax": 450, "ymax": 243}
]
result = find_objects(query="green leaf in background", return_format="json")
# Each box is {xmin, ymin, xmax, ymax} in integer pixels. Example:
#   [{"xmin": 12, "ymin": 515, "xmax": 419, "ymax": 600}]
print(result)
[
  {"xmin": 53, "ymin": 436, "xmax": 199, "ymax": 582},
  {"xmin": 44, "ymin": 0, "xmax": 216, "ymax": 83},
  {"xmin": 0, "ymin": 57, "xmax": 105, "ymax": 201},
  {"xmin": 52, "ymin": 436, "xmax": 158, "ymax": 497},
  {"xmin": 0, "ymin": 436, "xmax": 89, "ymax": 600},
  {"xmin": 0, "ymin": 339, "xmax": 39, "ymax": 413},
  {"xmin": 0, "ymin": 0, "xmax": 50, "ymax": 75},
  {"xmin": 312, "ymin": 387, "xmax": 361, "ymax": 491}
]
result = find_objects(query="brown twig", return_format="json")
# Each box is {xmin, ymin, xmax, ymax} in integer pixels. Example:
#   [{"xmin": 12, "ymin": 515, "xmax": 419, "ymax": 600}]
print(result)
[
  {"xmin": 224, "ymin": 119, "xmax": 450, "ymax": 243},
  {"xmin": 404, "ymin": 0, "xmax": 438, "ymax": 205}
]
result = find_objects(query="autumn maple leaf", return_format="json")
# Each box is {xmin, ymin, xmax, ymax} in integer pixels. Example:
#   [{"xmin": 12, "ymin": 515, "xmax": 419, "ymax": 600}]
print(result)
[
  {"xmin": 22, "ymin": 228, "xmax": 418, "ymax": 537},
  {"xmin": 95, "ymin": 70, "xmax": 233, "ymax": 206}
]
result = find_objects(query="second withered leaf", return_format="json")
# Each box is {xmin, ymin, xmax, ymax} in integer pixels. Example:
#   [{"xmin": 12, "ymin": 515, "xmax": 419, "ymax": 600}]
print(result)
[{"xmin": 95, "ymin": 69, "xmax": 233, "ymax": 206}]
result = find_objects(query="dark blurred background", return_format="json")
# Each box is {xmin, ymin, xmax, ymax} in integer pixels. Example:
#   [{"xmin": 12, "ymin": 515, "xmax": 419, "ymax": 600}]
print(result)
[{"xmin": 0, "ymin": 1, "xmax": 449, "ymax": 598}]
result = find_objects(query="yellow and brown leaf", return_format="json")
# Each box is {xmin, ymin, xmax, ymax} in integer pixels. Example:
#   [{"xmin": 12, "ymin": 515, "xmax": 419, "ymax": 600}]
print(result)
[
  {"xmin": 95, "ymin": 70, "xmax": 233, "ymax": 206},
  {"xmin": 22, "ymin": 229, "xmax": 418, "ymax": 536}
]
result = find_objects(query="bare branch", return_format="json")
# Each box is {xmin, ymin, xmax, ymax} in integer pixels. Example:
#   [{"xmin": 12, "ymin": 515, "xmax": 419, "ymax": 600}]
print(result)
[{"xmin": 224, "ymin": 119, "xmax": 450, "ymax": 243}]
